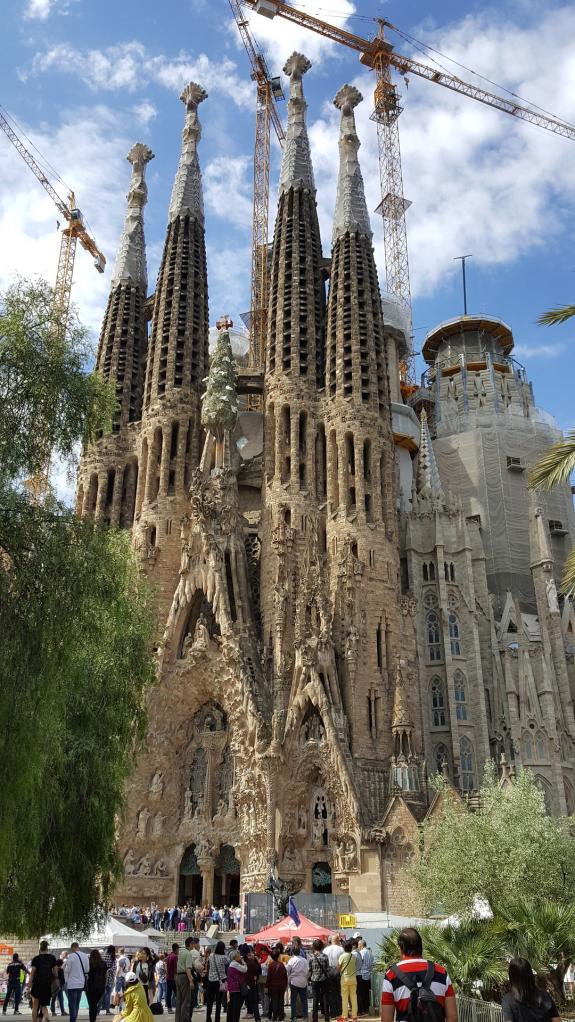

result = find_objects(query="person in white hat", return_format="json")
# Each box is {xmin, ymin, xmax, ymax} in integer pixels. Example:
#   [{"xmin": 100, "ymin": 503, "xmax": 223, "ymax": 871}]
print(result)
[{"xmin": 115, "ymin": 973, "xmax": 153, "ymax": 1022}]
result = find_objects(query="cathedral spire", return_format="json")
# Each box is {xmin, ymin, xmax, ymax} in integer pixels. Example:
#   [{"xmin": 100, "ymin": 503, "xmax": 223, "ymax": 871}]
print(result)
[
  {"xmin": 416, "ymin": 409, "xmax": 443, "ymax": 498},
  {"xmin": 112, "ymin": 143, "xmax": 154, "ymax": 290},
  {"xmin": 332, "ymin": 85, "xmax": 371, "ymax": 244},
  {"xmin": 279, "ymin": 52, "xmax": 315, "ymax": 195},
  {"xmin": 168, "ymin": 82, "xmax": 207, "ymax": 223}
]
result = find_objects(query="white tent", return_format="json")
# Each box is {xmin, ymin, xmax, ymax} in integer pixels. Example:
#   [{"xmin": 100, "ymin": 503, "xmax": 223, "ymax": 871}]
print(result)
[{"xmin": 43, "ymin": 916, "xmax": 150, "ymax": 950}]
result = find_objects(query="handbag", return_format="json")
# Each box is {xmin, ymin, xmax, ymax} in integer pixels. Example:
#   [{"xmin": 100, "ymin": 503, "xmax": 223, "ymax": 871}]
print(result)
[
  {"xmin": 219, "ymin": 981, "xmax": 228, "ymax": 994},
  {"xmin": 75, "ymin": 952, "xmax": 88, "ymax": 992},
  {"xmin": 150, "ymin": 1003, "xmax": 164, "ymax": 1015},
  {"xmin": 51, "ymin": 978, "xmax": 61, "ymax": 997}
]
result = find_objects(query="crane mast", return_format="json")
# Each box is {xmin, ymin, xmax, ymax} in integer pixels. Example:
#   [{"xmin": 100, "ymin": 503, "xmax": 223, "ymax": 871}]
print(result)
[{"xmin": 228, "ymin": 0, "xmax": 285, "ymax": 373}]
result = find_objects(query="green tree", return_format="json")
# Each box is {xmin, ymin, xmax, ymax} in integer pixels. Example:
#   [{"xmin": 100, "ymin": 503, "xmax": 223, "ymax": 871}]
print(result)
[
  {"xmin": 0, "ymin": 279, "xmax": 156, "ymax": 937},
  {"xmin": 413, "ymin": 767, "xmax": 575, "ymax": 918},
  {"xmin": 529, "ymin": 300, "xmax": 575, "ymax": 595},
  {"xmin": 497, "ymin": 898, "xmax": 575, "ymax": 1003},
  {"xmin": 0, "ymin": 277, "xmax": 115, "ymax": 487},
  {"xmin": 201, "ymin": 325, "xmax": 238, "ymax": 439}
]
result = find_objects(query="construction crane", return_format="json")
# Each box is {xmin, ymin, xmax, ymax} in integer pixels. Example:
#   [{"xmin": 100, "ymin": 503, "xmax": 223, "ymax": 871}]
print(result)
[
  {"xmin": 228, "ymin": 0, "xmax": 286, "ymax": 374},
  {"xmin": 244, "ymin": 0, "xmax": 575, "ymax": 390},
  {"xmin": 0, "ymin": 107, "xmax": 106, "ymax": 496},
  {"xmin": 0, "ymin": 107, "xmax": 106, "ymax": 337}
]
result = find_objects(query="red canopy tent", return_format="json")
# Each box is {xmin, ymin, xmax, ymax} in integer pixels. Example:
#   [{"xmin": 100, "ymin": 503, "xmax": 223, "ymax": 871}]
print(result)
[{"xmin": 247, "ymin": 912, "xmax": 338, "ymax": 946}]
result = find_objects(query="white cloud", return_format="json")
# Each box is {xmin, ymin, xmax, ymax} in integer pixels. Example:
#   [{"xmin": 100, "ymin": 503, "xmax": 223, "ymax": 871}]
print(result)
[
  {"xmin": 23, "ymin": 0, "xmax": 73, "ymax": 19},
  {"xmin": 514, "ymin": 341, "xmax": 566, "ymax": 359},
  {"xmin": 204, "ymin": 156, "xmax": 253, "ymax": 230},
  {"xmin": 133, "ymin": 101, "xmax": 157, "ymax": 126},
  {"xmin": 305, "ymin": 5, "xmax": 575, "ymax": 301},
  {"xmin": 24, "ymin": 41, "xmax": 253, "ymax": 108}
]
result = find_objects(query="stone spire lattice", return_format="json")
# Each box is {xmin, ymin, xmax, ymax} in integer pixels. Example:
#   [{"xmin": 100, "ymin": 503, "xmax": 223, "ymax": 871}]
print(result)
[
  {"xmin": 332, "ymin": 85, "xmax": 372, "ymax": 245},
  {"xmin": 112, "ymin": 143, "xmax": 154, "ymax": 289},
  {"xmin": 279, "ymin": 52, "xmax": 315, "ymax": 195},
  {"xmin": 416, "ymin": 408, "xmax": 443, "ymax": 498},
  {"xmin": 169, "ymin": 82, "xmax": 207, "ymax": 223}
]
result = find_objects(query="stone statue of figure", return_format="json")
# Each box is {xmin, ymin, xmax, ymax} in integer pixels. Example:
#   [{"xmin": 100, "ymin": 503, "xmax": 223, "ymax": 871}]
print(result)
[
  {"xmin": 345, "ymin": 625, "xmax": 359, "ymax": 660},
  {"xmin": 183, "ymin": 786, "xmax": 193, "ymax": 820},
  {"xmin": 343, "ymin": 839, "xmax": 357, "ymax": 871},
  {"xmin": 333, "ymin": 839, "xmax": 344, "ymax": 872},
  {"xmin": 136, "ymin": 807, "xmax": 150, "ymax": 839},
  {"xmin": 138, "ymin": 855, "xmax": 152, "ymax": 876},
  {"xmin": 193, "ymin": 614, "xmax": 210, "ymax": 651},
  {"xmin": 150, "ymin": 771, "xmax": 164, "ymax": 797},
  {"xmin": 193, "ymin": 794, "xmax": 205, "ymax": 819},
  {"xmin": 312, "ymin": 817, "xmax": 323, "ymax": 847},
  {"xmin": 546, "ymin": 577, "xmax": 560, "ymax": 615},
  {"xmin": 152, "ymin": 813, "xmax": 165, "ymax": 839},
  {"xmin": 297, "ymin": 804, "xmax": 307, "ymax": 833},
  {"xmin": 123, "ymin": 848, "xmax": 136, "ymax": 874}
]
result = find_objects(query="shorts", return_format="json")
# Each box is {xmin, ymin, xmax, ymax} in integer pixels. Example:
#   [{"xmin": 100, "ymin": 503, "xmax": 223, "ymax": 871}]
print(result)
[{"xmin": 115, "ymin": 977, "xmax": 126, "ymax": 994}]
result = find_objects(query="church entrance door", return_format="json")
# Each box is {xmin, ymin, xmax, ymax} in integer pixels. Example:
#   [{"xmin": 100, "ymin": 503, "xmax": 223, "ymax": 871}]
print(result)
[
  {"xmin": 179, "ymin": 844, "xmax": 203, "ymax": 905},
  {"xmin": 213, "ymin": 844, "xmax": 241, "ymax": 907}
]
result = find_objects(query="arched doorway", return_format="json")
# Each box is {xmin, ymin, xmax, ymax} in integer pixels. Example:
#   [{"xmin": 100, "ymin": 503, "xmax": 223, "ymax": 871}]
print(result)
[
  {"xmin": 179, "ymin": 844, "xmax": 203, "ymax": 906},
  {"xmin": 214, "ymin": 844, "xmax": 241, "ymax": 907},
  {"xmin": 312, "ymin": 861, "xmax": 332, "ymax": 894}
]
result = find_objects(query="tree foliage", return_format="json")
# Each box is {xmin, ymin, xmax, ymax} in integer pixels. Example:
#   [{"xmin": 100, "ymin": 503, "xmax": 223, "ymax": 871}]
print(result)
[
  {"xmin": 201, "ymin": 327, "xmax": 238, "ymax": 439},
  {"xmin": 537, "ymin": 304, "xmax": 575, "ymax": 327},
  {"xmin": 0, "ymin": 279, "xmax": 156, "ymax": 936},
  {"xmin": 0, "ymin": 277, "xmax": 115, "ymax": 486},
  {"xmin": 413, "ymin": 767, "xmax": 575, "ymax": 918}
]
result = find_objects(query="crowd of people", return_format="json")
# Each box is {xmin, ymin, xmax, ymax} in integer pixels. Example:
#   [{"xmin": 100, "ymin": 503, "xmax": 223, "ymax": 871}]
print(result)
[
  {"xmin": 113, "ymin": 907, "xmax": 241, "ymax": 934},
  {"xmin": 1, "ymin": 925, "xmax": 567, "ymax": 1022}
]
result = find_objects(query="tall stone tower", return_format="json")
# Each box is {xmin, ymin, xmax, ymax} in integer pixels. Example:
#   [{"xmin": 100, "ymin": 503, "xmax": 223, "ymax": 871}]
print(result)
[
  {"xmin": 134, "ymin": 83, "xmax": 210, "ymax": 617},
  {"xmin": 260, "ymin": 52, "xmax": 332, "ymax": 716},
  {"xmin": 77, "ymin": 142, "xmax": 154, "ymax": 527},
  {"xmin": 324, "ymin": 84, "xmax": 420, "ymax": 810}
]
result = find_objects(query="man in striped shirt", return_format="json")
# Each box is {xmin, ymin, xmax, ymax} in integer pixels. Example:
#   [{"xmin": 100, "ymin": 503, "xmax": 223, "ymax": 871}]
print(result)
[{"xmin": 380, "ymin": 929, "xmax": 457, "ymax": 1022}]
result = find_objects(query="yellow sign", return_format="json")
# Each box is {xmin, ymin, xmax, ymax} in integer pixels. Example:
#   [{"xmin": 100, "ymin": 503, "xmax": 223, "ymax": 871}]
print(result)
[{"xmin": 338, "ymin": 914, "xmax": 357, "ymax": 929}]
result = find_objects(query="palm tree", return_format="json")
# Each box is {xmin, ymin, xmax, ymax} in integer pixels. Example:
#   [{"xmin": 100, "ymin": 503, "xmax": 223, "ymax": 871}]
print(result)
[
  {"xmin": 529, "ymin": 301, "xmax": 575, "ymax": 595},
  {"xmin": 496, "ymin": 898, "xmax": 575, "ymax": 1004}
]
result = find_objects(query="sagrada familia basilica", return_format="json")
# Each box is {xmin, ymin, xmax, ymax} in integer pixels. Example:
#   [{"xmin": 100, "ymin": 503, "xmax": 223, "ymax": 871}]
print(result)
[{"xmin": 77, "ymin": 53, "xmax": 575, "ymax": 914}]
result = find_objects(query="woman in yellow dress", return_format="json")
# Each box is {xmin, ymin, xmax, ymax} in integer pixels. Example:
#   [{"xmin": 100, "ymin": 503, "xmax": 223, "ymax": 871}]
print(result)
[{"xmin": 116, "ymin": 973, "xmax": 154, "ymax": 1022}]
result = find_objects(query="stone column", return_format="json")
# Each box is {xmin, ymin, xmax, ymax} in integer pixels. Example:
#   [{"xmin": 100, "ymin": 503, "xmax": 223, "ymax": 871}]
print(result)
[
  {"xmin": 110, "ymin": 466, "xmax": 124, "ymax": 526},
  {"xmin": 197, "ymin": 857, "xmax": 215, "ymax": 906},
  {"xmin": 95, "ymin": 471, "xmax": 107, "ymax": 521}
]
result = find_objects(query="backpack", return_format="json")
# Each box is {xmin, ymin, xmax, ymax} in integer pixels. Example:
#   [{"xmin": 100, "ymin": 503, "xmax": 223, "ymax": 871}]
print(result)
[{"xmin": 389, "ymin": 962, "xmax": 445, "ymax": 1022}]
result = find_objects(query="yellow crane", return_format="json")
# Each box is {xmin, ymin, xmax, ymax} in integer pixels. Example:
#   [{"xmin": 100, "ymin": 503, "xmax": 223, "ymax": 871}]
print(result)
[
  {"xmin": 0, "ymin": 106, "xmax": 106, "ymax": 337},
  {"xmin": 228, "ymin": 0, "xmax": 286, "ymax": 372},
  {"xmin": 243, "ymin": 0, "xmax": 575, "ymax": 391},
  {"xmin": 0, "ymin": 106, "xmax": 106, "ymax": 495}
]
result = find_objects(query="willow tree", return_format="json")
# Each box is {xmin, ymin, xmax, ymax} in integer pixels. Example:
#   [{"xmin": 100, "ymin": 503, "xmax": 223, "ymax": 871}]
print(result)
[{"xmin": 0, "ymin": 278, "xmax": 156, "ymax": 936}]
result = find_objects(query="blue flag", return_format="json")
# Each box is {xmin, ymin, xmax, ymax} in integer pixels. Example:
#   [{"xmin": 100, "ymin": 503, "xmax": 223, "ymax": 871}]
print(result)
[{"xmin": 288, "ymin": 897, "xmax": 300, "ymax": 927}]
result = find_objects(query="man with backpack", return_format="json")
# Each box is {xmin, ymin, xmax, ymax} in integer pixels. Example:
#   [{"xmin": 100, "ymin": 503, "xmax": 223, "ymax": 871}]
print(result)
[{"xmin": 380, "ymin": 929, "xmax": 457, "ymax": 1022}]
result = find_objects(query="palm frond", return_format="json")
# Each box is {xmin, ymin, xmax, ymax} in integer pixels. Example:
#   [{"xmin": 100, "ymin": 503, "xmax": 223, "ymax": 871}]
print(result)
[
  {"xmin": 537, "ymin": 304, "xmax": 575, "ymax": 326},
  {"xmin": 562, "ymin": 547, "xmax": 575, "ymax": 598},
  {"xmin": 528, "ymin": 431, "xmax": 575, "ymax": 490}
]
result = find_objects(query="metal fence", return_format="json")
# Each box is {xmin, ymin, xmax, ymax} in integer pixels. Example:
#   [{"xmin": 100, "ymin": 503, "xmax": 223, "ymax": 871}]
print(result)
[
  {"xmin": 243, "ymin": 892, "xmax": 352, "ymax": 934},
  {"xmin": 457, "ymin": 995, "xmax": 503, "ymax": 1022}
]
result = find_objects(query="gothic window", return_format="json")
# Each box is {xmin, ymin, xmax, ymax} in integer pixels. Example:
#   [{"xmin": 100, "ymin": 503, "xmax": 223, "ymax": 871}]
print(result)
[
  {"xmin": 423, "ymin": 563, "xmax": 428, "ymax": 581},
  {"xmin": 447, "ymin": 592, "xmax": 458, "ymax": 610},
  {"xmin": 431, "ymin": 678, "xmax": 447, "ymax": 727},
  {"xmin": 459, "ymin": 736, "xmax": 475, "ymax": 791},
  {"xmin": 444, "ymin": 562, "xmax": 449, "ymax": 582},
  {"xmin": 435, "ymin": 743, "xmax": 450, "ymax": 776},
  {"xmin": 427, "ymin": 611, "xmax": 442, "ymax": 662},
  {"xmin": 485, "ymin": 688, "xmax": 493, "ymax": 726},
  {"xmin": 429, "ymin": 561, "xmax": 436, "ymax": 581},
  {"xmin": 423, "ymin": 591, "xmax": 438, "ymax": 610},
  {"xmin": 312, "ymin": 862, "xmax": 332, "ymax": 894},
  {"xmin": 535, "ymin": 730, "xmax": 548, "ymax": 761},
  {"xmin": 534, "ymin": 774, "xmax": 553, "ymax": 813},
  {"xmin": 449, "ymin": 612, "xmax": 462, "ymax": 656},
  {"xmin": 450, "ymin": 563, "xmax": 456, "ymax": 581},
  {"xmin": 522, "ymin": 731, "xmax": 534, "ymax": 762},
  {"xmin": 454, "ymin": 671, "xmax": 468, "ymax": 721},
  {"xmin": 564, "ymin": 776, "xmax": 575, "ymax": 815}
]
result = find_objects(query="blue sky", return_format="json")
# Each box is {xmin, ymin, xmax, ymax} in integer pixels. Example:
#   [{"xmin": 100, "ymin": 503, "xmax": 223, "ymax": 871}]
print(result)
[{"xmin": 1, "ymin": 0, "xmax": 575, "ymax": 432}]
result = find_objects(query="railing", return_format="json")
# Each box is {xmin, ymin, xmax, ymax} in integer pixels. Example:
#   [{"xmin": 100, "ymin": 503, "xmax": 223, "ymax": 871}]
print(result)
[
  {"xmin": 457, "ymin": 995, "xmax": 503, "ymax": 1022},
  {"xmin": 420, "ymin": 350, "xmax": 526, "ymax": 390}
]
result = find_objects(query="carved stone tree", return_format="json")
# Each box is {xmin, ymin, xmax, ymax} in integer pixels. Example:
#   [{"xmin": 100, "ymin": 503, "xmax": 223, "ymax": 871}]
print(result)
[{"xmin": 201, "ymin": 315, "xmax": 238, "ymax": 467}]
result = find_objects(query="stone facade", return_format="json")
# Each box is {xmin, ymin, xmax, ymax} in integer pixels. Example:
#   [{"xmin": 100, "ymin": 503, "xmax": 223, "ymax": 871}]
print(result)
[{"xmin": 77, "ymin": 58, "xmax": 575, "ymax": 915}]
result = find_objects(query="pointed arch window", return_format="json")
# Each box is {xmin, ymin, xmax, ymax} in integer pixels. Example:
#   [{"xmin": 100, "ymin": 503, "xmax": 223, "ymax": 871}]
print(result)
[
  {"xmin": 435, "ymin": 743, "xmax": 450, "ymax": 776},
  {"xmin": 535, "ymin": 730, "xmax": 548, "ymax": 761},
  {"xmin": 459, "ymin": 736, "xmax": 475, "ymax": 791},
  {"xmin": 454, "ymin": 671, "xmax": 468, "ymax": 721},
  {"xmin": 423, "ymin": 563, "xmax": 428, "ymax": 581},
  {"xmin": 448, "ymin": 612, "xmax": 462, "ymax": 656},
  {"xmin": 431, "ymin": 677, "xmax": 446, "ymax": 727},
  {"xmin": 429, "ymin": 561, "xmax": 436, "ymax": 581},
  {"xmin": 522, "ymin": 731, "xmax": 534, "ymax": 762},
  {"xmin": 427, "ymin": 611, "xmax": 442, "ymax": 662}
]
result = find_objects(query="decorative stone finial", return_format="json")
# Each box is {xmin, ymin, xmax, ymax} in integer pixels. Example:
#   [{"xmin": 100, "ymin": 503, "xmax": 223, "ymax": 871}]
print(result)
[
  {"xmin": 416, "ymin": 408, "xmax": 444, "ymax": 499},
  {"xmin": 169, "ymin": 81, "xmax": 208, "ymax": 223},
  {"xmin": 216, "ymin": 313, "xmax": 234, "ymax": 331},
  {"xmin": 279, "ymin": 52, "xmax": 315, "ymax": 195},
  {"xmin": 112, "ymin": 142, "xmax": 154, "ymax": 288},
  {"xmin": 331, "ymin": 83, "xmax": 372, "ymax": 243},
  {"xmin": 201, "ymin": 319, "xmax": 238, "ymax": 441}
]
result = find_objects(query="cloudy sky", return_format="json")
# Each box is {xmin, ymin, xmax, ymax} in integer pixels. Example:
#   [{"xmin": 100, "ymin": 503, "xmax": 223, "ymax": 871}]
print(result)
[{"xmin": 2, "ymin": 0, "xmax": 575, "ymax": 437}]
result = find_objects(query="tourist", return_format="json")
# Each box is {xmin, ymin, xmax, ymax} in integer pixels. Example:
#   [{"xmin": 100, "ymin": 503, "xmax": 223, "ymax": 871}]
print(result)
[
  {"xmin": 226, "ymin": 951, "xmax": 248, "ymax": 1022},
  {"xmin": 49, "ymin": 953, "xmax": 67, "ymax": 1019},
  {"xmin": 244, "ymin": 948, "xmax": 261, "ymax": 1021},
  {"xmin": 115, "ymin": 972, "xmax": 153, "ymax": 1022},
  {"xmin": 114, "ymin": 949, "xmax": 131, "ymax": 1009},
  {"xmin": 166, "ymin": 944, "xmax": 179, "ymax": 1014},
  {"xmin": 309, "ymin": 940, "xmax": 330, "ymax": 1022},
  {"xmin": 86, "ymin": 950, "xmax": 107, "ymax": 1022},
  {"xmin": 338, "ymin": 941, "xmax": 357, "ymax": 1022},
  {"xmin": 155, "ymin": 954, "xmax": 167, "ymax": 1007},
  {"xmin": 266, "ymin": 949, "xmax": 287, "ymax": 1022},
  {"xmin": 63, "ymin": 942, "xmax": 90, "ymax": 1022},
  {"xmin": 324, "ymin": 937, "xmax": 344, "ymax": 1019},
  {"xmin": 30, "ymin": 941, "xmax": 59, "ymax": 1022},
  {"xmin": 356, "ymin": 940, "xmax": 373, "ymax": 1017},
  {"xmin": 227, "ymin": 941, "xmax": 239, "ymax": 964},
  {"xmin": 3, "ymin": 953, "xmax": 29, "ymax": 1015},
  {"xmin": 502, "ymin": 959, "xmax": 561, "ymax": 1022},
  {"xmin": 286, "ymin": 945, "xmax": 309, "ymax": 1022},
  {"xmin": 175, "ymin": 937, "xmax": 196, "ymax": 1022},
  {"xmin": 101, "ymin": 946, "xmax": 116, "ymax": 1015},
  {"xmin": 380, "ymin": 928, "xmax": 457, "ymax": 1022},
  {"xmin": 132, "ymin": 950, "xmax": 153, "ymax": 1004},
  {"xmin": 162, "ymin": 910, "xmax": 170, "ymax": 932},
  {"xmin": 205, "ymin": 941, "xmax": 228, "ymax": 1022}
]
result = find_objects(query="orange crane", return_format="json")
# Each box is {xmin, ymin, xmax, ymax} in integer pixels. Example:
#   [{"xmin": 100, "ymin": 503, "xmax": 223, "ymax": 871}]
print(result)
[
  {"xmin": 0, "ymin": 106, "xmax": 106, "ymax": 337},
  {"xmin": 244, "ymin": 0, "xmax": 575, "ymax": 383},
  {"xmin": 0, "ymin": 106, "xmax": 106, "ymax": 496},
  {"xmin": 228, "ymin": 0, "xmax": 286, "ymax": 372}
]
